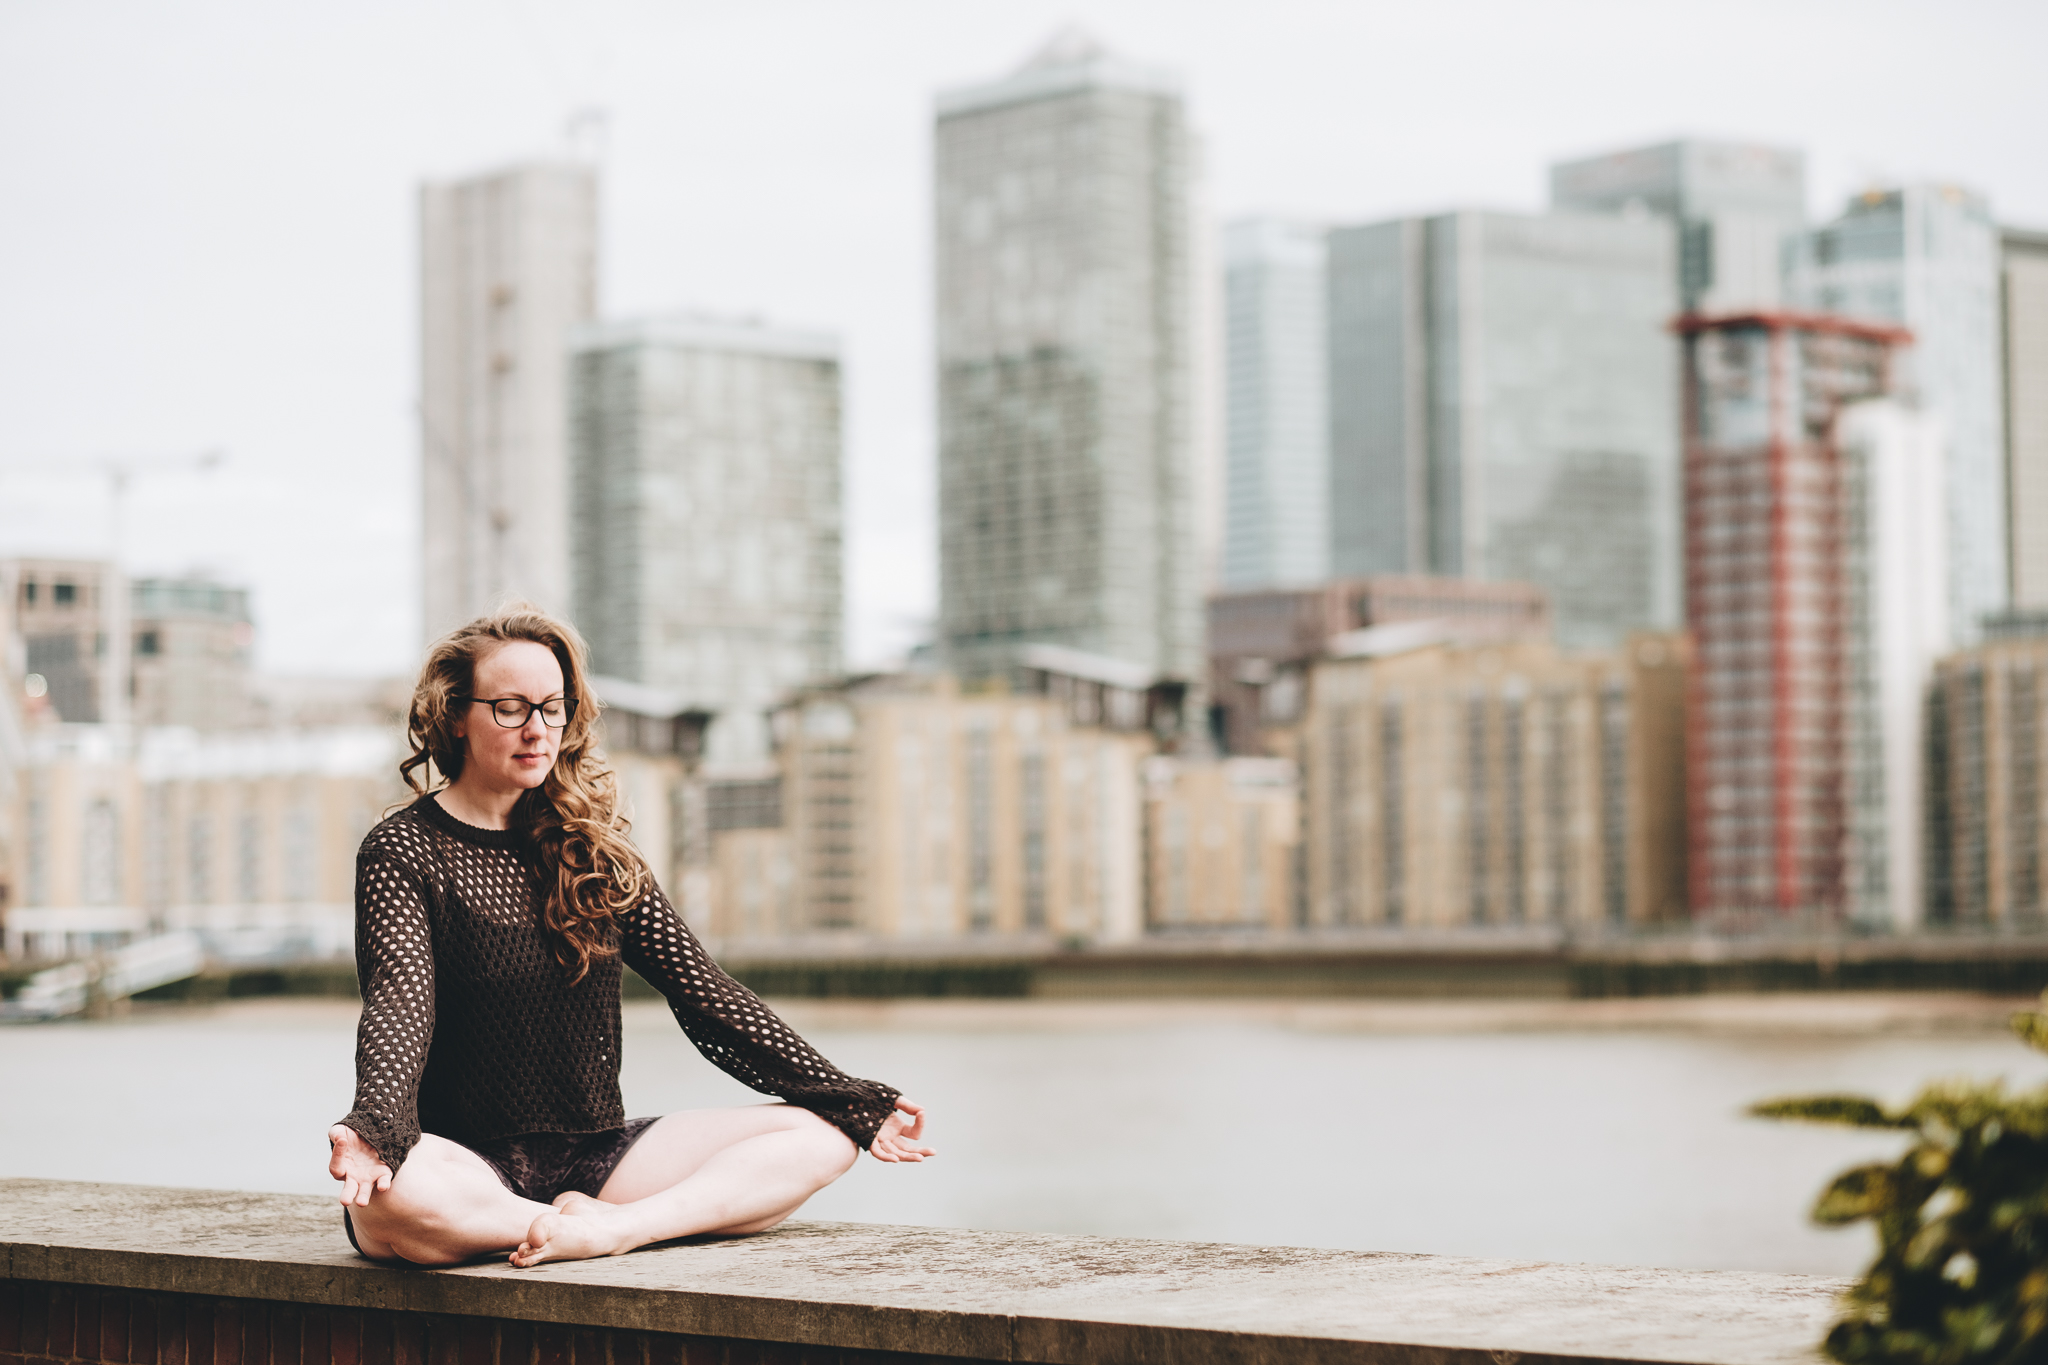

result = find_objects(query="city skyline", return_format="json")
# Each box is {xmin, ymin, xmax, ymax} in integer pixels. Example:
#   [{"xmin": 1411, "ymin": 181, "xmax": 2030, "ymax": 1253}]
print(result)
[{"xmin": 0, "ymin": 1, "xmax": 2043, "ymax": 678}]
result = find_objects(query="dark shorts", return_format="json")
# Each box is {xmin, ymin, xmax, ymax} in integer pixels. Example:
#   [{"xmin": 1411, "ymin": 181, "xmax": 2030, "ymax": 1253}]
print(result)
[{"xmin": 343, "ymin": 1117, "xmax": 661, "ymax": 1255}]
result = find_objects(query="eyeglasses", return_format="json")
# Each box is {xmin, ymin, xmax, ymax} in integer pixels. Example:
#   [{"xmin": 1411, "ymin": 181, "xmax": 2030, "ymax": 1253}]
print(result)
[{"xmin": 458, "ymin": 696, "xmax": 579, "ymax": 729}]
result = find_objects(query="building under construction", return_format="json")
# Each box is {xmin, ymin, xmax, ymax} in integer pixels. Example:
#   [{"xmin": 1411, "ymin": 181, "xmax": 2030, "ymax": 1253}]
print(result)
[
  {"xmin": 418, "ymin": 161, "xmax": 596, "ymax": 642},
  {"xmin": 1680, "ymin": 312, "xmax": 1938, "ymax": 925},
  {"xmin": 5, "ymin": 559, "xmax": 255, "ymax": 731}
]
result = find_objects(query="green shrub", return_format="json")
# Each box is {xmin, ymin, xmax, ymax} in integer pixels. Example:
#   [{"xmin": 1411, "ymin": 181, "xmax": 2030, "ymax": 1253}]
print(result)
[{"xmin": 1752, "ymin": 999, "xmax": 2048, "ymax": 1364}]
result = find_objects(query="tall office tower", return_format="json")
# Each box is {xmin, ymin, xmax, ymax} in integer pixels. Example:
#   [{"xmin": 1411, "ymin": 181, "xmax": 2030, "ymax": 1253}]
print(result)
[
  {"xmin": 2005, "ymin": 228, "xmax": 2048, "ymax": 609},
  {"xmin": 569, "ymin": 317, "xmax": 843, "ymax": 757},
  {"xmin": 1682, "ymin": 314, "xmax": 1945, "ymax": 926},
  {"xmin": 933, "ymin": 34, "xmax": 1203, "ymax": 692},
  {"xmin": 1326, "ymin": 211, "xmax": 1679, "ymax": 647},
  {"xmin": 1790, "ymin": 186, "xmax": 2006, "ymax": 643},
  {"xmin": 1550, "ymin": 139, "xmax": 1806, "ymax": 313},
  {"xmin": 1222, "ymin": 218, "xmax": 1328, "ymax": 589},
  {"xmin": 419, "ymin": 162, "xmax": 597, "ymax": 642}
]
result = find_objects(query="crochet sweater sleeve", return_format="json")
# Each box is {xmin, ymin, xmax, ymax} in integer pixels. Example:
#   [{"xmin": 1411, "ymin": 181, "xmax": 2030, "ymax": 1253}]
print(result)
[
  {"xmin": 619, "ymin": 884, "xmax": 903, "ymax": 1151},
  {"xmin": 337, "ymin": 834, "xmax": 435, "ymax": 1172}
]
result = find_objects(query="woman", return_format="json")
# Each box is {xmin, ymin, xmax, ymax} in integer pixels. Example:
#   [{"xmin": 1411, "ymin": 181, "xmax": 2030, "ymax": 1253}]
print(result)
[{"xmin": 326, "ymin": 606, "xmax": 931, "ymax": 1268}]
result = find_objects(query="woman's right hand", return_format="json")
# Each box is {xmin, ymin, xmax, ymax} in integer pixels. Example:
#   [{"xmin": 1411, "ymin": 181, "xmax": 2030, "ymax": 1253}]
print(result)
[
  {"xmin": 868, "ymin": 1096, "xmax": 935, "ymax": 1163},
  {"xmin": 327, "ymin": 1124, "xmax": 394, "ymax": 1206}
]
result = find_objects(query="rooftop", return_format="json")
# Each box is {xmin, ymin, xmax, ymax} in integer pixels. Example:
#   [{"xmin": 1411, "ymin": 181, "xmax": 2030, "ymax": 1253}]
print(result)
[
  {"xmin": 935, "ymin": 27, "xmax": 1180, "ymax": 119},
  {"xmin": 571, "ymin": 315, "xmax": 838, "ymax": 363}
]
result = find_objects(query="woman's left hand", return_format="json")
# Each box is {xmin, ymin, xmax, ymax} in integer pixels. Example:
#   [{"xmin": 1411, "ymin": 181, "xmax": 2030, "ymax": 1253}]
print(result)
[{"xmin": 869, "ymin": 1096, "xmax": 935, "ymax": 1162}]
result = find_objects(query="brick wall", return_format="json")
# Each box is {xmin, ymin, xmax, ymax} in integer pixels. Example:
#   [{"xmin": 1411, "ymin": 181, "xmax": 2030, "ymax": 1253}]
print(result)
[{"xmin": 0, "ymin": 1282, "xmax": 974, "ymax": 1365}]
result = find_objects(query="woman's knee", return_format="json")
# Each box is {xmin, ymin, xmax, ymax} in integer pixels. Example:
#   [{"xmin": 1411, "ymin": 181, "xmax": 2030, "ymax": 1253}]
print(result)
[
  {"xmin": 793, "ymin": 1112, "xmax": 860, "ymax": 1179},
  {"xmin": 354, "ymin": 1169, "xmax": 440, "ymax": 1228},
  {"xmin": 354, "ymin": 1196, "xmax": 471, "ymax": 1266},
  {"xmin": 381, "ymin": 1234, "xmax": 470, "ymax": 1268},
  {"xmin": 348, "ymin": 1149, "xmax": 464, "ymax": 1249}
]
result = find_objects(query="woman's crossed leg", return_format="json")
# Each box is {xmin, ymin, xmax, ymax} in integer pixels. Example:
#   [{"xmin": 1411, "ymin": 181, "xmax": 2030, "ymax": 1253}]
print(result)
[
  {"xmin": 339, "ymin": 1104, "xmax": 857, "ymax": 1268},
  {"xmin": 515, "ymin": 1104, "xmax": 859, "ymax": 1266}
]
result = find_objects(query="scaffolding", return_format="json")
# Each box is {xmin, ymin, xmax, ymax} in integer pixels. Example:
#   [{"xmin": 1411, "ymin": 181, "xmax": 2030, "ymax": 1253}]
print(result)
[{"xmin": 1680, "ymin": 311, "xmax": 1907, "ymax": 922}]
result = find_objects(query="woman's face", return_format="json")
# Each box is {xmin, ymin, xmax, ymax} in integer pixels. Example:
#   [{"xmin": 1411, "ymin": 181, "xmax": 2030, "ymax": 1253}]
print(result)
[{"xmin": 454, "ymin": 640, "xmax": 567, "ymax": 794}]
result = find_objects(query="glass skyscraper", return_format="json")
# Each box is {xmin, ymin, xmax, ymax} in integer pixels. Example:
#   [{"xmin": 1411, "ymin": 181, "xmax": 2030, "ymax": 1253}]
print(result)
[
  {"xmin": 1791, "ymin": 185, "xmax": 2007, "ymax": 642},
  {"xmin": 1222, "ymin": 218, "xmax": 1328, "ymax": 590},
  {"xmin": 1549, "ymin": 138, "xmax": 1807, "ymax": 314},
  {"xmin": 933, "ymin": 33, "xmax": 1203, "ymax": 691},
  {"xmin": 1326, "ymin": 210, "xmax": 1681, "ymax": 648},
  {"xmin": 568, "ymin": 317, "xmax": 843, "ymax": 760}
]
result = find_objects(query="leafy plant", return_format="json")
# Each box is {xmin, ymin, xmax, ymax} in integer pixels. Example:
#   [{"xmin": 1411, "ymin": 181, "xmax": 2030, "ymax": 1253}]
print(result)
[{"xmin": 1752, "ymin": 997, "xmax": 2048, "ymax": 1364}]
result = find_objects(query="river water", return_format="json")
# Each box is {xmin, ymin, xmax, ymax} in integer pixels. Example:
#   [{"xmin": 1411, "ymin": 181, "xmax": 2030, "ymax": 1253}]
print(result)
[{"xmin": 5, "ymin": 995, "xmax": 2044, "ymax": 1276}]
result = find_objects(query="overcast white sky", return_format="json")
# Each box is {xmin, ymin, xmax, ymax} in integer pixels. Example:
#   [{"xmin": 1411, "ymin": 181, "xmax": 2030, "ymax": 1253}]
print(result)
[{"xmin": 1, "ymin": 0, "xmax": 2042, "ymax": 678}]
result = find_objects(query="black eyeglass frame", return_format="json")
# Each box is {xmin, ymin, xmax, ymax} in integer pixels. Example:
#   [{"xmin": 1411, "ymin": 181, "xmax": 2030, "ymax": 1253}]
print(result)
[{"xmin": 456, "ymin": 696, "xmax": 580, "ymax": 729}]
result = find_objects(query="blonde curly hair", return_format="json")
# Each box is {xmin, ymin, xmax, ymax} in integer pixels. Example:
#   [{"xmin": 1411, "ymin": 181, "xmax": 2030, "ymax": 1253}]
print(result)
[{"xmin": 400, "ymin": 603, "xmax": 646, "ymax": 982}]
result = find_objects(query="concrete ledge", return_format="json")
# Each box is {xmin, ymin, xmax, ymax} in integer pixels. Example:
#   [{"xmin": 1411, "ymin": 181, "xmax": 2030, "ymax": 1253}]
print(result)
[{"xmin": 1, "ymin": 1180, "xmax": 1837, "ymax": 1365}]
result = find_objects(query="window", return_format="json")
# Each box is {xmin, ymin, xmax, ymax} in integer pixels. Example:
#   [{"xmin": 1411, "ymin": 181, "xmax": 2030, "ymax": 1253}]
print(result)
[
  {"xmin": 1380, "ymin": 702, "xmax": 1404, "ymax": 926},
  {"xmin": 1021, "ymin": 751, "xmax": 1046, "ymax": 930},
  {"xmin": 53, "ymin": 581, "xmax": 76, "ymax": 605},
  {"xmin": 239, "ymin": 812, "xmax": 264, "ymax": 904},
  {"xmin": 82, "ymin": 800, "xmax": 122, "ymax": 906},
  {"xmin": 967, "ymin": 728, "xmax": 993, "ymax": 930},
  {"xmin": 187, "ymin": 814, "xmax": 212, "ymax": 905},
  {"xmin": 1240, "ymin": 806, "xmax": 1264, "ymax": 923},
  {"xmin": 284, "ymin": 804, "xmax": 317, "ymax": 903},
  {"xmin": 25, "ymin": 780, "xmax": 51, "ymax": 906},
  {"xmin": 136, "ymin": 631, "xmax": 161, "ymax": 656}
]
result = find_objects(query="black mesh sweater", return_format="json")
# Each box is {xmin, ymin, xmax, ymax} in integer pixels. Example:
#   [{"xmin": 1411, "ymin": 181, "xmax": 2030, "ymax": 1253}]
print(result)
[{"xmin": 337, "ymin": 797, "xmax": 901, "ymax": 1172}]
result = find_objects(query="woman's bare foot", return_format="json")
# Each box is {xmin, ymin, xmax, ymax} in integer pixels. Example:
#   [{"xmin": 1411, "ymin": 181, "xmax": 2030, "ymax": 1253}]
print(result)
[
  {"xmin": 550, "ymin": 1190, "xmax": 607, "ymax": 1215},
  {"xmin": 510, "ymin": 1203, "xmax": 637, "ymax": 1267}
]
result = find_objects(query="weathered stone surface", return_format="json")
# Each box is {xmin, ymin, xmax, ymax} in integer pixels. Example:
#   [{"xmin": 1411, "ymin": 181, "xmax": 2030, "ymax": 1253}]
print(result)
[{"xmin": 0, "ymin": 1179, "xmax": 1839, "ymax": 1365}]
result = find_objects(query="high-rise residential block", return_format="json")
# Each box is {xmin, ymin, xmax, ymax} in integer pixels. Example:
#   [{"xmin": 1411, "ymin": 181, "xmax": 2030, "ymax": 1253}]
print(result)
[
  {"xmin": 933, "ymin": 34, "xmax": 1203, "ymax": 690},
  {"xmin": 3, "ymin": 724, "xmax": 398, "ymax": 961},
  {"xmin": 1326, "ymin": 211, "xmax": 1680, "ymax": 646},
  {"xmin": 1145, "ymin": 756, "xmax": 1301, "ymax": 928},
  {"xmin": 2006, "ymin": 227, "xmax": 2048, "ymax": 609},
  {"xmin": 1222, "ymin": 218, "xmax": 1328, "ymax": 589},
  {"xmin": 1926, "ymin": 630, "xmax": 2048, "ymax": 926},
  {"xmin": 569, "ymin": 317, "xmax": 843, "ymax": 758},
  {"xmin": 1206, "ymin": 575, "xmax": 1551, "ymax": 755},
  {"xmin": 705, "ymin": 674, "xmax": 1148, "ymax": 942},
  {"xmin": 1297, "ymin": 635, "xmax": 1689, "ymax": 928},
  {"xmin": 1837, "ymin": 400, "xmax": 1952, "ymax": 923},
  {"xmin": 1790, "ymin": 186, "xmax": 2006, "ymax": 642},
  {"xmin": 1550, "ymin": 139, "xmax": 1807, "ymax": 313},
  {"xmin": 419, "ymin": 162, "xmax": 597, "ymax": 642},
  {"xmin": 1682, "ymin": 314, "xmax": 1946, "ymax": 926}
]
